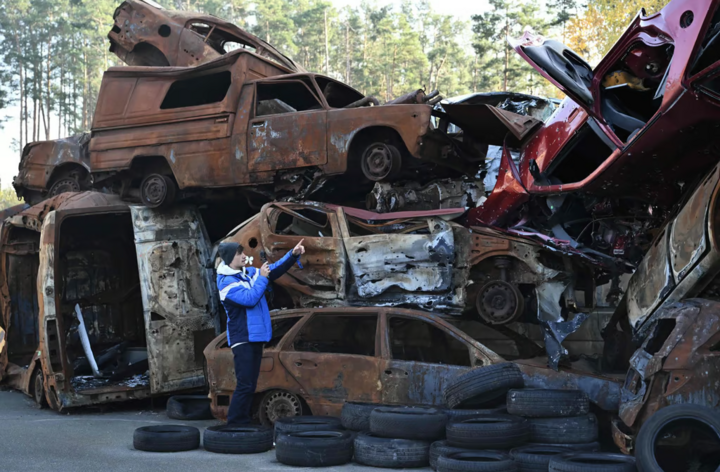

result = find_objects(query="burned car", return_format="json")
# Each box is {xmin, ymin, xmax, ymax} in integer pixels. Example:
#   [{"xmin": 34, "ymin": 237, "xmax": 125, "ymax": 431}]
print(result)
[
  {"xmin": 13, "ymin": 47, "xmax": 520, "ymax": 207},
  {"xmin": 605, "ymin": 159, "xmax": 720, "ymax": 460},
  {"xmin": 468, "ymin": 0, "xmax": 720, "ymax": 271},
  {"xmin": 0, "ymin": 192, "xmax": 221, "ymax": 410},
  {"xmin": 203, "ymin": 307, "xmax": 621, "ymax": 424},
  {"xmin": 108, "ymin": 0, "xmax": 302, "ymax": 72}
]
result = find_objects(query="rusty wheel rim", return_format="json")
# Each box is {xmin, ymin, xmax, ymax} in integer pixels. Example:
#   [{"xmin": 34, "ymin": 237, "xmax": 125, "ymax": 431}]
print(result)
[
  {"xmin": 141, "ymin": 174, "xmax": 168, "ymax": 207},
  {"xmin": 362, "ymin": 144, "xmax": 396, "ymax": 181},
  {"xmin": 48, "ymin": 177, "xmax": 80, "ymax": 196},
  {"xmin": 477, "ymin": 280, "xmax": 524, "ymax": 325},
  {"xmin": 264, "ymin": 391, "xmax": 302, "ymax": 424}
]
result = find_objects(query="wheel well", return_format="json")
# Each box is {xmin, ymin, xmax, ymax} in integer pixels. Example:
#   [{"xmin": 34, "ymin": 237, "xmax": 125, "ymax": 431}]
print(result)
[
  {"xmin": 46, "ymin": 163, "xmax": 89, "ymax": 189},
  {"xmin": 347, "ymin": 126, "xmax": 409, "ymax": 169},
  {"xmin": 130, "ymin": 155, "xmax": 173, "ymax": 175}
]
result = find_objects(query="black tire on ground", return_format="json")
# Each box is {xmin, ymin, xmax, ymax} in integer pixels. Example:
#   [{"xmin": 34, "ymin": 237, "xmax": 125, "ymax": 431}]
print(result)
[
  {"xmin": 341, "ymin": 402, "xmax": 388, "ymax": 431},
  {"xmin": 275, "ymin": 430, "xmax": 354, "ymax": 467},
  {"xmin": 548, "ymin": 453, "xmax": 637, "ymax": 472},
  {"xmin": 133, "ymin": 425, "xmax": 200, "ymax": 452},
  {"xmin": 203, "ymin": 425, "xmax": 273, "ymax": 454},
  {"xmin": 430, "ymin": 441, "xmax": 478, "ymax": 471},
  {"xmin": 443, "ymin": 406, "xmax": 507, "ymax": 422},
  {"xmin": 634, "ymin": 403, "xmax": 720, "ymax": 472},
  {"xmin": 370, "ymin": 407, "xmax": 448, "ymax": 441},
  {"xmin": 354, "ymin": 432, "xmax": 430, "ymax": 468},
  {"xmin": 527, "ymin": 414, "xmax": 598, "ymax": 444},
  {"xmin": 506, "ymin": 389, "xmax": 589, "ymax": 418},
  {"xmin": 510, "ymin": 445, "xmax": 576, "ymax": 471},
  {"xmin": 526, "ymin": 442, "xmax": 600, "ymax": 452},
  {"xmin": 444, "ymin": 363, "xmax": 524, "ymax": 409},
  {"xmin": 273, "ymin": 415, "xmax": 343, "ymax": 441},
  {"xmin": 446, "ymin": 414, "xmax": 530, "ymax": 450},
  {"xmin": 166, "ymin": 395, "xmax": 213, "ymax": 421},
  {"xmin": 437, "ymin": 451, "xmax": 518, "ymax": 472}
]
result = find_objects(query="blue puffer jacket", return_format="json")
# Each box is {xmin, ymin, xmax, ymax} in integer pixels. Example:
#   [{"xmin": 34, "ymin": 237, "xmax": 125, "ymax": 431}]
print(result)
[{"xmin": 217, "ymin": 250, "xmax": 298, "ymax": 344}]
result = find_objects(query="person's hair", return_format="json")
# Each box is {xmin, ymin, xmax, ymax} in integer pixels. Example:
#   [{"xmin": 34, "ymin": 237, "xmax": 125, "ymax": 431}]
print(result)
[{"xmin": 236, "ymin": 244, "xmax": 245, "ymax": 254}]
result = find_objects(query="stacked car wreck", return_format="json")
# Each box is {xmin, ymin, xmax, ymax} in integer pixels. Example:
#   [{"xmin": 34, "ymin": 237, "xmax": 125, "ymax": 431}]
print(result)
[{"xmin": 3, "ymin": 0, "xmax": 720, "ymax": 468}]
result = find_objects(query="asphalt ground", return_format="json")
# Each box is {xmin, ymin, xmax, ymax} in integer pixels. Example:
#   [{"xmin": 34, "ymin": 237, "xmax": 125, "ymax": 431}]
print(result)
[{"xmin": 0, "ymin": 389, "xmax": 430, "ymax": 472}]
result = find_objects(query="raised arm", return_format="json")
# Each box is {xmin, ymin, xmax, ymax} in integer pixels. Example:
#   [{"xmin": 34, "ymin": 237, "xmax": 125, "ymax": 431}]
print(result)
[
  {"xmin": 220, "ymin": 275, "xmax": 269, "ymax": 307},
  {"xmin": 268, "ymin": 239, "xmax": 305, "ymax": 282}
]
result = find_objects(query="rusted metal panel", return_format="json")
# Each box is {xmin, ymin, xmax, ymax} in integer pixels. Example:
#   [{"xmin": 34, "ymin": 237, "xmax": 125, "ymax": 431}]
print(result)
[
  {"xmin": 131, "ymin": 205, "xmax": 218, "ymax": 394},
  {"xmin": 108, "ymin": 0, "xmax": 303, "ymax": 72},
  {"xmin": 616, "ymin": 299, "xmax": 720, "ymax": 451},
  {"xmin": 366, "ymin": 179, "xmax": 484, "ymax": 213},
  {"xmin": 441, "ymin": 104, "xmax": 542, "ymax": 145}
]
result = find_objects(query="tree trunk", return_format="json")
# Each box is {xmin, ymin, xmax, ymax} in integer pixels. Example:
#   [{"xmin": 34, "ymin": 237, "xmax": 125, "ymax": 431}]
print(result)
[
  {"xmin": 324, "ymin": 9, "xmax": 330, "ymax": 75},
  {"xmin": 46, "ymin": 38, "xmax": 52, "ymax": 140},
  {"xmin": 504, "ymin": 16, "xmax": 509, "ymax": 91},
  {"xmin": 345, "ymin": 22, "xmax": 350, "ymax": 84}
]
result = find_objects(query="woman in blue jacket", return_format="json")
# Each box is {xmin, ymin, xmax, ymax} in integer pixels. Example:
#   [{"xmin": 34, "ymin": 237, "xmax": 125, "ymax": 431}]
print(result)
[{"xmin": 216, "ymin": 239, "xmax": 304, "ymax": 424}]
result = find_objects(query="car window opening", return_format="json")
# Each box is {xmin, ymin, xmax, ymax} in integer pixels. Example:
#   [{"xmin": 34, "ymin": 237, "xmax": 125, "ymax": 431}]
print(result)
[
  {"xmin": 690, "ymin": 7, "xmax": 720, "ymax": 76},
  {"xmin": 389, "ymin": 316, "xmax": 471, "ymax": 366},
  {"xmin": 644, "ymin": 319, "xmax": 677, "ymax": 355},
  {"xmin": 256, "ymin": 82, "xmax": 323, "ymax": 117},
  {"xmin": 542, "ymin": 122, "xmax": 614, "ymax": 184},
  {"xmin": 600, "ymin": 43, "xmax": 674, "ymax": 141},
  {"xmin": 265, "ymin": 316, "xmax": 303, "ymax": 349},
  {"xmin": 315, "ymin": 77, "xmax": 364, "ymax": 108},
  {"xmin": 271, "ymin": 208, "xmax": 333, "ymax": 237},
  {"xmin": 292, "ymin": 314, "xmax": 377, "ymax": 356},
  {"xmin": 160, "ymin": 71, "xmax": 231, "ymax": 109}
]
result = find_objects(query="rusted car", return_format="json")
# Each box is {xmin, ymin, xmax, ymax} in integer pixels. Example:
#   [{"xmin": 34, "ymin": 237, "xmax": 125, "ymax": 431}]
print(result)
[
  {"xmin": 468, "ymin": 0, "xmax": 720, "ymax": 271},
  {"xmin": 218, "ymin": 201, "xmax": 625, "ymax": 368},
  {"xmin": 203, "ymin": 307, "xmax": 621, "ymax": 424},
  {"xmin": 0, "ymin": 192, "xmax": 222, "ymax": 410},
  {"xmin": 13, "ymin": 46, "xmax": 524, "ymax": 207},
  {"xmin": 108, "ymin": 0, "xmax": 302, "ymax": 72},
  {"xmin": 606, "ymin": 159, "xmax": 720, "ymax": 458}
]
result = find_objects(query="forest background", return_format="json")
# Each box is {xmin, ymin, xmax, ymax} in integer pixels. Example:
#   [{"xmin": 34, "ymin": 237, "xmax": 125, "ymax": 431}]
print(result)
[{"xmin": 0, "ymin": 0, "xmax": 670, "ymax": 208}]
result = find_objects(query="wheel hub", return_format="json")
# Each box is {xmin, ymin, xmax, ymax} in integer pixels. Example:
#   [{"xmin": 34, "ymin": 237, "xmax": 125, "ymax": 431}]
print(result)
[
  {"xmin": 366, "ymin": 146, "xmax": 393, "ymax": 177},
  {"xmin": 49, "ymin": 178, "xmax": 80, "ymax": 196},
  {"xmin": 141, "ymin": 175, "xmax": 168, "ymax": 205},
  {"xmin": 477, "ymin": 280, "xmax": 524, "ymax": 325},
  {"xmin": 264, "ymin": 391, "xmax": 301, "ymax": 423}
]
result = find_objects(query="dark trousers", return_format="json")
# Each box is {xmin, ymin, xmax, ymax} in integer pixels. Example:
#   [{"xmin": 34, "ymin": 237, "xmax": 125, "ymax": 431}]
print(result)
[{"xmin": 227, "ymin": 342, "xmax": 264, "ymax": 425}]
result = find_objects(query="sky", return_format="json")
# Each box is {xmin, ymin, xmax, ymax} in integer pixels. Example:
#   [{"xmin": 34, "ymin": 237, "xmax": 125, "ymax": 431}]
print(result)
[{"xmin": 0, "ymin": 0, "xmax": 492, "ymax": 190}]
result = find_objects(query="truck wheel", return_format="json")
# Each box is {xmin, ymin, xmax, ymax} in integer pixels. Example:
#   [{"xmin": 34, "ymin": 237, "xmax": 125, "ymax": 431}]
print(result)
[
  {"xmin": 48, "ymin": 169, "xmax": 88, "ymax": 197},
  {"xmin": 32, "ymin": 369, "xmax": 48, "ymax": 408},
  {"xmin": 140, "ymin": 174, "xmax": 176, "ymax": 208},
  {"xmin": 361, "ymin": 143, "xmax": 402, "ymax": 181}
]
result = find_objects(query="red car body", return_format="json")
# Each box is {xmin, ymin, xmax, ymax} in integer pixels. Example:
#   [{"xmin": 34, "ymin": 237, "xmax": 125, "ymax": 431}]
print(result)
[{"xmin": 470, "ymin": 0, "xmax": 720, "ymax": 266}]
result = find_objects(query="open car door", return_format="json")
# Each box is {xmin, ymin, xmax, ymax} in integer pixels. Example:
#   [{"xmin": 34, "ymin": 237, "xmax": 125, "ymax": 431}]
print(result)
[{"xmin": 131, "ymin": 206, "xmax": 219, "ymax": 394}]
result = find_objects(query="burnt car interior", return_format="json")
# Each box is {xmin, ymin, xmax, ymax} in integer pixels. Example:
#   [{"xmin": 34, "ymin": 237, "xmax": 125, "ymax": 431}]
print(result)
[
  {"xmin": 58, "ymin": 213, "xmax": 148, "ymax": 393},
  {"xmin": 187, "ymin": 21, "xmax": 256, "ymax": 54},
  {"xmin": 271, "ymin": 207, "xmax": 333, "ymax": 237},
  {"xmin": 388, "ymin": 316, "xmax": 471, "ymax": 366},
  {"xmin": 160, "ymin": 71, "xmax": 232, "ymax": 109},
  {"xmin": 256, "ymin": 81, "xmax": 324, "ymax": 116},
  {"xmin": 522, "ymin": 40, "xmax": 594, "ymax": 105},
  {"xmin": 4, "ymin": 227, "xmax": 41, "ymax": 369}
]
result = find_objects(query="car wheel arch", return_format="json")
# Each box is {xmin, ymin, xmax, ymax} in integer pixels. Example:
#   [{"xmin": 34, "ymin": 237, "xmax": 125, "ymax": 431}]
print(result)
[{"xmin": 347, "ymin": 126, "xmax": 412, "ymax": 166}]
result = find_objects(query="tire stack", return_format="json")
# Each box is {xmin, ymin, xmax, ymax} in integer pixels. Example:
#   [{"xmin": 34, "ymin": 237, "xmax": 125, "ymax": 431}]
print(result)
[{"xmin": 274, "ymin": 416, "xmax": 355, "ymax": 467}]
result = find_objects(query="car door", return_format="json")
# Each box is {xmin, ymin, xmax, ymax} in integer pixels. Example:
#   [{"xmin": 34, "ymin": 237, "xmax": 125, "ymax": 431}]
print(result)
[
  {"xmin": 131, "ymin": 205, "xmax": 220, "ymax": 394},
  {"xmin": 260, "ymin": 204, "xmax": 346, "ymax": 301},
  {"xmin": 247, "ymin": 80, "xmax": 327, "ymax": 173},
  {"xmin": 339, "ymin": 209, "xmax": 455, "ymax": 302},
  {"xmin": 379, "ymin": 312, "xmax": 488, "ymax": 406},
  {"xmin": 278, "ymin": 312, "xmax": 382, "ymax": 405}
]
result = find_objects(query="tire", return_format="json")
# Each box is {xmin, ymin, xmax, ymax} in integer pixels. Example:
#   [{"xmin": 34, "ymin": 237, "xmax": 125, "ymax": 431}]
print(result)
[
  {"xmin": 275, "ymin": 430, "xmax": 354, "ymax": 467},
  {"xmin": 430, "ymin": 441, "xmax": 478, "ymax": 471},
  {"xmin": 370, "ymin": 406, "xmax": 448, "ymax": 441},
  {"xmin": 133, "ymin": 425, "xmax": 200, "ymax": 452},
  {"xmin": 361, "ymin": 142, "xmax": 402, "ymax": 181},
  {"xmin": 140, "ymin": 173, "xmax": 176, "ymax": 209},
  {"xmin": 527, "ymin": 414, "xmax": 598, "ymax": 444},
  {"xmin": 258, "ymin": 389, "xmax": 304, "ymax": 426},
  {"xmin": 341, "ymin": 402, "xmax": 389, "ymax": 431},
  {"xmin": 273, "ymin": 415, "xmax": 343, "ymax": 442},
  {"xmin": 444, "ymin": 363, "xmax": 524, "ymax": 409},
  {"xmin": 443, "ymin": 406, "xmax": 507, "ymax": 422},
  {"xmin": 437, "ymin": 451, "xmax": 518, "ymax": 472},
  {"xmin": 507, "ymin": 389, "xmax": 589, "ymax": 418},
  {"xmin": 166, "ymin": 395, "xmax": 213, "ymax": 421},
  {"xmin": 634, "ymin": 403, "xmax": 720, "ymax": 472},
  {"xmin": 354, "ymin": 432, "xmax": 430, "ymax": 468},
  {"xmin": 31, "ymin": 369, "xmax": 48, "ymax": 408},
  {"xmin": 447, "ymin": 414, "xmax": 530, "ymax": 450},
  {"xmin": 548, "ymin": 453, "xmax": 636, "ymax": 472},
  {"xmin": 526, "ymin": 442, "xmax": 600, "ymax": 452},
  {"xmin": 203, "ymin": 424, "xmax": 273, "ymax": 454},
  {"xmin": 510, "ymin": 445, "xmax": 575, "ymax": 471}
]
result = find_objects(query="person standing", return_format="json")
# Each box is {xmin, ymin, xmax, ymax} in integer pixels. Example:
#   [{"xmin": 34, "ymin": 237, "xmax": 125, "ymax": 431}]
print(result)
[{"xmin": 216, "ymin": 239, "xmax": 305, "ymax": 424}]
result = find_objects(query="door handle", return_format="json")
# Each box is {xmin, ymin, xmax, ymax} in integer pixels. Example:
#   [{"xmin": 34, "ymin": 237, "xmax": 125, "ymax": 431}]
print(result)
[
  {"xmin": 295, "ymin": 362, "xmax": 303, "ymax": 367},
  {"xmin": 252, "ymin": 121, "xmax": 266, "ymax": 128},
  {"xmin": 384, "ymin": 369, "xmax": 408, "ymax": 376},
  {"xmin": 215, "ymin": 117, "xmax": 229, "ymax": 123}
]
